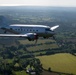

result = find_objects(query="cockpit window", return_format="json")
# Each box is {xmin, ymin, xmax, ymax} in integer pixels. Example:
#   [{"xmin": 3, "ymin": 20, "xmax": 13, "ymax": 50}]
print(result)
[{"xmin": 45, "ymin": 28, "xmax": 51, "ymax": 31}]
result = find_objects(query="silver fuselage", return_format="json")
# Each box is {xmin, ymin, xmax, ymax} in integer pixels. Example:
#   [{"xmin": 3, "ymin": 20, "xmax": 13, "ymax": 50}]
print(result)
[{"xmin": 0, "ymin": 24, "xmax": 55, "ymax": 38}]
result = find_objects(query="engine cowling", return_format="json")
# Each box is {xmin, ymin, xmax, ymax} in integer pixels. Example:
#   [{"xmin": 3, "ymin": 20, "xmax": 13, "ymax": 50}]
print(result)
[{"xmin": 26, "ymin": 33, "xmax": 38, "ymax": 41}]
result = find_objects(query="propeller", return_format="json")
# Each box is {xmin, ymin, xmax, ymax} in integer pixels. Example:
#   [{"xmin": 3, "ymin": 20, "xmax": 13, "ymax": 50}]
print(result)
[
  {"xmin": 52, "ymin": 35, "xmax": 60, "ymax": 47},
  {"xmin": 50, "ymin": 25, "xmax": 60, "ymax": 47},
  {"xmin": 35, "ymin": 39, "xmax": 38, "ymax": 44},
  {"xmin": 35, "ymin": 34, "xmax": 38, "ymax": 44}
]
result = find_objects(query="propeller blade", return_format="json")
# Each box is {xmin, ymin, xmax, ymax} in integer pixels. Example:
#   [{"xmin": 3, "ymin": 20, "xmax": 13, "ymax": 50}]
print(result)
[
  {"xmin": 35, "ymin": 39, "xmax": 38, "ymax": 44},
  {"xmin": 52, "ymin": 35, "xmax": 60, "ymax": 47},
  {"xmin": 50, "ymin": 25, "xmax": 59, "ymax": 31},
  {"xmin": 35, "ymin": 34, "xmax": 38, "ymax": 44}
]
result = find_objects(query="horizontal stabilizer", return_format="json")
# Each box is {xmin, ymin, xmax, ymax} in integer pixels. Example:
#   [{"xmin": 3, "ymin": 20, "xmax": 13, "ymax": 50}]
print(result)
[{"xmin": 50, "ymin": 25, "xmax": 59, "ymax": 31}]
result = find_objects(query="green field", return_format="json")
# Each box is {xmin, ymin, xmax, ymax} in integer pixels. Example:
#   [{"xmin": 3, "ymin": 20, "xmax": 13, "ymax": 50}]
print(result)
[
  {"xmin": 19, "ymin": 39, "xmax": 55, "ymax": 45},
  {"xmin": 27, "ymin": 44, "xmax": 58, "ymax": 51},
  {"xmin": 37, "ymin": 53, "xmax": 76, "ymax": 75},
  {"xmin": 15, "ymin": 71, "xmax": 28, "ymax": 75},
  {"xmin": 19, "ymin": 39, "xmax": 58, "ymax": 51}
]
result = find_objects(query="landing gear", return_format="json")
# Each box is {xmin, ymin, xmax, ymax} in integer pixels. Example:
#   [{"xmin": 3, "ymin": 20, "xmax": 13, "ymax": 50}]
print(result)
[
  {"xmin": 28, "ymin": 38, "xmax": 32, "ymax": 41},
  {"xmin": 43, "ymin": 37, "xmax": 49, "ymax": 39}
]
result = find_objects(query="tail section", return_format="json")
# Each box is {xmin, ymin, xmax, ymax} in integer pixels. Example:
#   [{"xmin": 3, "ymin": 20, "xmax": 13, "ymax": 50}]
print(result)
[{"xmin": 0, "ymin": 16, "xmax": 9, "ymax": 27}]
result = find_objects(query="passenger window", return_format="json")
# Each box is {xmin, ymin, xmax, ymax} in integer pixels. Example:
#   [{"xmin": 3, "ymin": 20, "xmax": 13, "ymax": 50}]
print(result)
[{"xmin": 21, "ymin": 29, "xmax": 22, "ymax": 31}]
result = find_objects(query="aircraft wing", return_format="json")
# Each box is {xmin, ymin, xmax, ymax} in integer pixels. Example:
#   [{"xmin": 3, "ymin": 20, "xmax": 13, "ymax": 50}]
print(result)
[
  {"xmin": 0, "ymin": 34, "xmax": 27, "ymax": 37},
  {"xmin": 1, "ymin": 27, "xmax": 20, "ymax": 34},
  {"xmin": 0, "ymin": 33, "xmax": 37, "ymax": 40}
]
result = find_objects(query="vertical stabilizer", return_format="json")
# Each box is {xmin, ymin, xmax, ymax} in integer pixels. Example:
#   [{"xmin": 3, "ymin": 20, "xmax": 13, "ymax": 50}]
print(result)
[{"xmin": 0, "ymin": 16, "xmax": 9, "ymax": 26}]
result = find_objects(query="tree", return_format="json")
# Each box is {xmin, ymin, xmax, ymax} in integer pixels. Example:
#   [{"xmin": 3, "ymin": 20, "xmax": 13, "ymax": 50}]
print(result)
[{"xmin": 48, "ymin": 67, "xmax": 51, "ymax": 72}]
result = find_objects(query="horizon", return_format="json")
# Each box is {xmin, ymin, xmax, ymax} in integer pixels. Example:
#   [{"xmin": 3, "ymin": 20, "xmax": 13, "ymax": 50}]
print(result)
[{"xmin": 0, "ymin": 5, "xmax": 76, "ymax": 8}]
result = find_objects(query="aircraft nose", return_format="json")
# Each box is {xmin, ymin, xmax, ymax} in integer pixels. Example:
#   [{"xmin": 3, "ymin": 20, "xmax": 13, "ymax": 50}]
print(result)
[{"xmin": 50, "ymin": 31, "xmax": 55, "ymax": 35}]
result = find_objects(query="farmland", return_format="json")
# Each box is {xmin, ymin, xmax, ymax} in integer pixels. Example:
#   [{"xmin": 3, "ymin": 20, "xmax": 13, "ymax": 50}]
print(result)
[
  {"xmin": 19, "ymin": 39, "xmax": 58, "ymax": 51},
  {"xmin": 19, "ymin": 39, "xmax": 55, "ymax": 45},
  {"xmin": 37, "ymin": 53, "xmax": 76, "ymax": 75},
  {"xmin": 0, "ymin": 6, "xmax": 76, "ymax": 75},
  {"xmin": 15, "ymin": 71, "xmax": 28, "ymax": 75}
]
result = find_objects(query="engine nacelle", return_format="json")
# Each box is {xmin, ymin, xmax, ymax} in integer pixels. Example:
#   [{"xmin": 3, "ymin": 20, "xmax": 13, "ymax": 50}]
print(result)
[{"xmin": 26, "ymin": 33, "xmax": 38, "ymax": 41}]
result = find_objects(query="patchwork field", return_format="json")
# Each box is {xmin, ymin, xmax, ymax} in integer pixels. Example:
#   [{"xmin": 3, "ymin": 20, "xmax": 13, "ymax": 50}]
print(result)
[
  {"xmin": 19, "ymin": 39, "xmax": 58, "ymax": 51},
  {"xmin": 27, "ymin": 44, "xmax": 58, "ymax": 51},
  {"xmin": 37, "ymin": 53, "xmax": 76, "ymax": 75},
  {"xmin": 19, "ymin": 39, "xmax": 55, "ymax": 45},
  {"xmin": 15, "ymin": 71, "xmax": 28, "ymax": 75}
]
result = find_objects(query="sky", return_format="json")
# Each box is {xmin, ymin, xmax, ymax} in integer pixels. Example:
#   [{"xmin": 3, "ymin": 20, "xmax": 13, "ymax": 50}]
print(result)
[{"xmin": 0, "ymin": 0, "xmax": 76, "ymax": 7}]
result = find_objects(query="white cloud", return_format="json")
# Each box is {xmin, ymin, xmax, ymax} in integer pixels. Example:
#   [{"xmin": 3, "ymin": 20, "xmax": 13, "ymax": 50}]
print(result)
[{"xmin": 0, "ymin": 0, "xmax": 76, "ymax": 7}]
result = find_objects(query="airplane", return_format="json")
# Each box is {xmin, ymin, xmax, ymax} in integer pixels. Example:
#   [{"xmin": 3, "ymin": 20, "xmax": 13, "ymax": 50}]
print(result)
[{"xmin": 0, "ymin": 24, "xmax": 59, "ymax": 43}]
